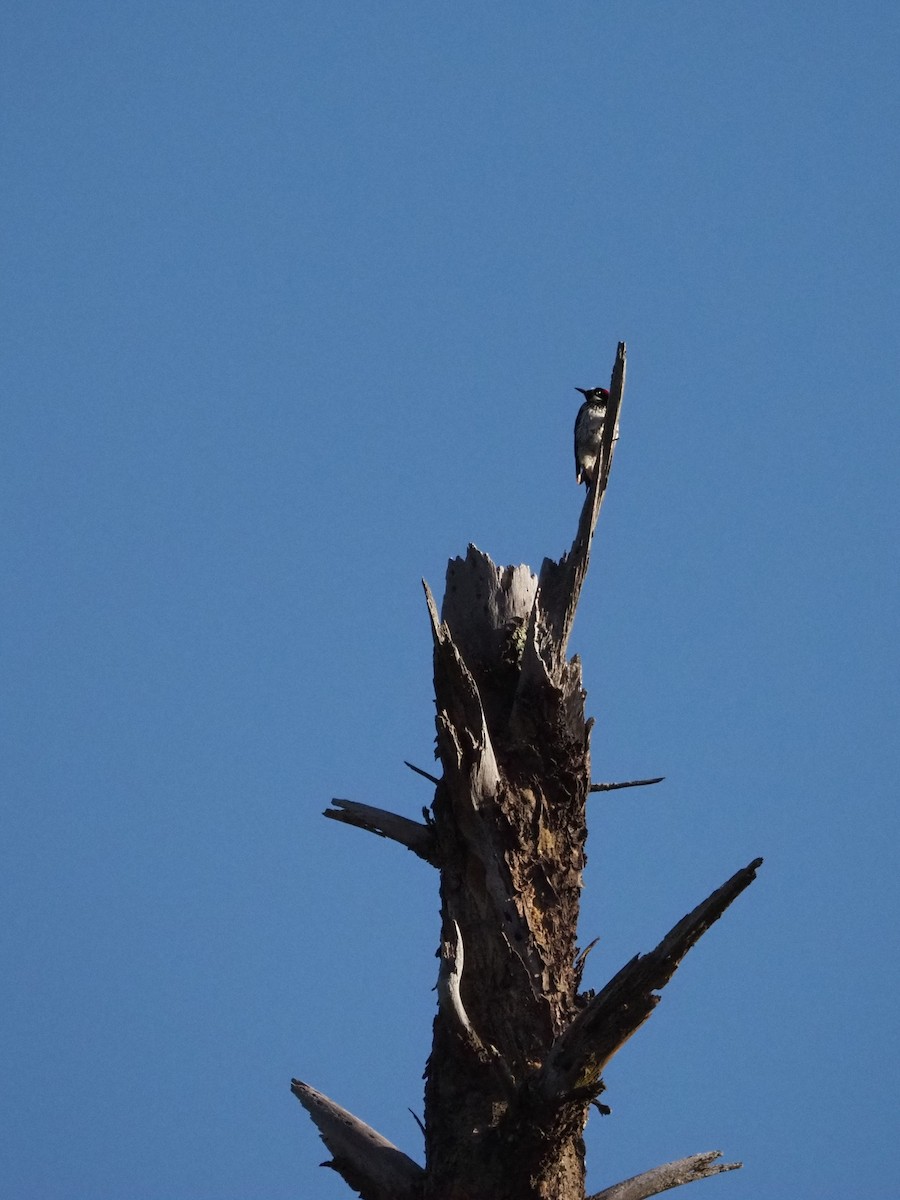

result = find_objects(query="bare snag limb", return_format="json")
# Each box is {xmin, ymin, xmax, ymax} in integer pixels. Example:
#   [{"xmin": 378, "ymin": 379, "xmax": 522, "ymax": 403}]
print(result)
[
  {"xmin": 324, "ymin": 799, "xmax": 438, "ymax": 865},
  {"xmin": 290, "ymin": 1079, "xmax": 424, "ymax": 1200},
  {"xmin": 590, "ymin": 776, "xmax": 665, "ymax": 793},
  {"xmin": 540, "ymin": 858, "xmax": 763, "ymax": 1100},
  {"xmin": 437, "ymin": 920, "xmax": 479, "ymax": 1049},
  {"xmin": 587, "ymin": 1151, "xmax": 741, "ymax": 1200},
  {"xmin": 404, "ymin": 760, "xmax": 441, "ymax": 785}
]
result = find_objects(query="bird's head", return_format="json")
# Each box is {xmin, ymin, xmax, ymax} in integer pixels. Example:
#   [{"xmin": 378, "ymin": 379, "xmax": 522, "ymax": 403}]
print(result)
[{"xmin": 575, "ymin": 387, "xmax": 610, "ymax": 404}]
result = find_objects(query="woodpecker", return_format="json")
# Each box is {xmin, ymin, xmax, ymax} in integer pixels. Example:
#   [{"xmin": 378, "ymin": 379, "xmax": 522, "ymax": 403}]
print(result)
[{"xmin": 574, "ymin": 387, "xmax": 610, "ymax": 486}]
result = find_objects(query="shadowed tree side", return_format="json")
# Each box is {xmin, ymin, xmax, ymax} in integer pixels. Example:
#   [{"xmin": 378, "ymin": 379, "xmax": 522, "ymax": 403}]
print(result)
[{"xmin": 295, "ymin": 342, "xmax": 761, "ymax": 1200}]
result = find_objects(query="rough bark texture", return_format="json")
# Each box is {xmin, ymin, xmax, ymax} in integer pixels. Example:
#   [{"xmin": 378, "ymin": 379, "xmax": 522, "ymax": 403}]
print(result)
[{"xmin": 293, "ymin": 343, "xmax": 761, "ymax": 1200}]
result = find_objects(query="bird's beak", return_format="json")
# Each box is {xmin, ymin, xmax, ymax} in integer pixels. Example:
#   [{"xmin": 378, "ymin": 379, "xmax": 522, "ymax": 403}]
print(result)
[{"xmin": 575, "ymin": 387, "xmax": 589, "ymax": 397}]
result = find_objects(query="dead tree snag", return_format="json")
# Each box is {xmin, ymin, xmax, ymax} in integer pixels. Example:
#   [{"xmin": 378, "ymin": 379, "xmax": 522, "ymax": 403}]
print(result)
[{"xmin": 294, "ymin": 342, "xmax": 761, "ymax": 1200}]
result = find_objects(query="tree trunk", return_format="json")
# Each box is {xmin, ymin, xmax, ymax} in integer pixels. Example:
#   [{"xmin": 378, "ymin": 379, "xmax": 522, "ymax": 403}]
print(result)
[{"xmin": 296, "ymin": 342, "xmax": 761, "ymax": 1200}]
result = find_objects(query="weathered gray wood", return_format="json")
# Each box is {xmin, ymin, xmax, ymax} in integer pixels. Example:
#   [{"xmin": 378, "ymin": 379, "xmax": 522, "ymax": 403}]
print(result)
[
  {"xmin": 538, "ymin": 858, "xmax": 763, "ymax": 1102},
  {"xmin": 441, "ymin": 549, "xmax": 538, "ymax": 679},
  {"xmin": 587, "ymin": 1152, "xmax": 741, "ymax": 1200},
  {"xmin": 590, "ymin": 776, "xmax": 665, "ymax": 793},
  {"xmin": 436, "ymin": 920, "xmax": 477, "ymax": 1046},
  {"xmin": 436, "ymin": 919, "xmax": 516, "ymax": 1091},
  {"xmin": 290, "ymin": 1079, "xmax": 424, "ymax": 1200},
  {"xmin": 324, "ymin": 799, "xmax": 437, "ymax": 864},
  {"xmin": 423, "ymin": 577, "xmax": 501, "ymax": 803}
]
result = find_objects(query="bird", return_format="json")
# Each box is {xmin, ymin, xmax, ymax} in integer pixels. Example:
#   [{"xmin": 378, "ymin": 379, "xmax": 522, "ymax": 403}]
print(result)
[{"xmin": 574, "ymin": 387, "xmax": 610, "ymax": 486}]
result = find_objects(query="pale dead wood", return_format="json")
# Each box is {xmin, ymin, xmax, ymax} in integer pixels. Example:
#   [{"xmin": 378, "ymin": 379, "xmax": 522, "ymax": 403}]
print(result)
[
  {"xmin": 441, "ymin": 549, "xmax": 538, "ymax": 671},
  {"xmin": 424, "ymin": 575, "xmax": 540, "ymax": 974},
  {"xmin": 423, "ymin": 578, "xmax": 500, "ymax": 801},
  {"xmin": 436, "ymin": 919, "xmax": 516, "ymax": 1091},
  {"xmin": 587, "ymin": 1151, "xmax": 741, "ymax": 1200},
  {"xmin": 290, "ymin": 1079, "xmax": 424, "ymax": 1200},
  {"xmin": 324, "ymin": 799, "xmax": 438, "ymax": 865},
  {"xmin": 539, "ymin": 858, "xmax": 763, "ymax": 1100},
  {"xmin": 436, "ymin": 920, "xmax": 479, "ymax": 1049}
]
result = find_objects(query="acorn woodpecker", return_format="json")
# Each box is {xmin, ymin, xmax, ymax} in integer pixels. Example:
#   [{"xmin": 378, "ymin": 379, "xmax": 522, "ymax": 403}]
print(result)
[{"xmin": 574, "ymin": 387, "xmax": 610, "ymax": 486}]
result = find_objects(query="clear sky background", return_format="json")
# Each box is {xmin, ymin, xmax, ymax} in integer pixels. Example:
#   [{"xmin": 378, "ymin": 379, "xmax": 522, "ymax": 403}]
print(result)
[{"xmin": 2, "ymin": 3, "xmax": 898, "ymax": 1198}]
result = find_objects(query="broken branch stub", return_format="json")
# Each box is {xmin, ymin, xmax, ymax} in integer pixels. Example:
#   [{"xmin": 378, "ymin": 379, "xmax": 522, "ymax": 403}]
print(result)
[
  {"xmin": 324, "ymin": 799, "xmax": 438, "ymax": 864},
  {"xmin": 538, "ymin": 858, "xmax": 764, "ymax": 1103},
  {"xmin": 586, "ymin": 1151, "xmax": 741, "ymax": 1200},
  {"xmin": 291, "ymin": 1079, "xmax": 424, "ymax": 1200}
]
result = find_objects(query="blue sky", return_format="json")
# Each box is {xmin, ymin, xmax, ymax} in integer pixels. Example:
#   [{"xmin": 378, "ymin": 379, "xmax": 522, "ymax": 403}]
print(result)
[{"xmin": 2, "ymin": 2, "xmax": 898, "ymax": 1198}]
